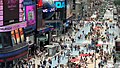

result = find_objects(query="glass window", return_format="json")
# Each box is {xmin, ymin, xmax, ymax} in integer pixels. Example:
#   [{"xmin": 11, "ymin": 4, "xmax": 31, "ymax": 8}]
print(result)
[{"xmin": 2, "ymin": 32, "xmax": 12, "ymax": 48}]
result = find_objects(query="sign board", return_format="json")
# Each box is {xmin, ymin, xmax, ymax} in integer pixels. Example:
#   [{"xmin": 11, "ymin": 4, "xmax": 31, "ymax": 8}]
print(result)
[{"xmin": 54, "ymin": 1, "xmax": 65, "ymax": 8}]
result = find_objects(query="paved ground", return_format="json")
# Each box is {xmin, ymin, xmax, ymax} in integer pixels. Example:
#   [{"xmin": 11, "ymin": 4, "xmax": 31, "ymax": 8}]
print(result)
[{"xmin": 28, "ymin": 8, "xmax": 120, "ymax": 68}]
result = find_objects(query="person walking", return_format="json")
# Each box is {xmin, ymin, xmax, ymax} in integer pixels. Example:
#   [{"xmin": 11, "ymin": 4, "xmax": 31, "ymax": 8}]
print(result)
[
  {"xmin": 55, "ymin": 55, "xmax": 56, "ymax": 60},
  {"xmin": 43, "ymin": 60, "xmax": 46, "ymax": 66}
]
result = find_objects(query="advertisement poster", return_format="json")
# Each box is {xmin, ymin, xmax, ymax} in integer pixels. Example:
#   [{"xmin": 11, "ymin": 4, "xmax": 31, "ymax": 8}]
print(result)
[
  {"xmin": 11, "ymin": 30, "xmax": 16, "ymax": 45},
  {"xmin": 19, "ymin": 28, "xmax": 24, "ymax": 42},
  {"xmin": 25, "ymin": 5, "xmax": 36, "ymax": 26},
  {"xmin": 19, "ymin": 0, "xmax": 25, "ymax": 22},
  {"xmin": 3, "ymin": 0, "xmax": 19, "ymax": 25},
  {"xmin": 0, "ymin": 0, "xmax": 3, "ymax": 26},
  {"xmin": 15, "ymin": 29, "xmax": 20, "ymax": 43}
]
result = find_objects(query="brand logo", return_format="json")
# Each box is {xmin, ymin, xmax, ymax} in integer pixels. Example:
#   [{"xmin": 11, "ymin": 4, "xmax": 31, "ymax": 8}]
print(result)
[{"xmin": 54, "ymin": 1, "xmax": 65, "ymax": 8}]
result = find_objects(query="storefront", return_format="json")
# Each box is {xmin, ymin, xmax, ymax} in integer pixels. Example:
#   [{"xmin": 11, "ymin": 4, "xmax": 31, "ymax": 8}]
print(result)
[
  {"xmin": 45, "ymin": 21, "xmax": 63, "ymax": 36},
  {"xmin": 24, "ymin": 25, "xmax": 35, "ymax": 45},
  {"xmin": 0, "ymin": 22, "xmax": 28, "ymax": 68},
  {"xmin": 23, "ymin": 0, "xmax": 36, "ymax": 45},
  {"xmin": 0, "ymin": 0, "xmax": 29, "ymax": 67},
  {"xmin": 44, "ymin": 43, "xmax": 61, "ymax": 56},
  {"xmin": 37, "ymin": 27, "xmax": 54, "ymax": 51}
]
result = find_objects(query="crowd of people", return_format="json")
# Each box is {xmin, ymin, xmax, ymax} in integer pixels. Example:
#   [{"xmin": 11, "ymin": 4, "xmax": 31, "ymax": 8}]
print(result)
[{"xmin": 14, "ymin": 8, "xmax": 120, "ymax": 68}]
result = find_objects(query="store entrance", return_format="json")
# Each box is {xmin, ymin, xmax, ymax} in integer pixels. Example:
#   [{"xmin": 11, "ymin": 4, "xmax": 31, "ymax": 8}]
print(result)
[{"xmin": 37, "ymin": 32, "xmax": 49, "ymax": 52}]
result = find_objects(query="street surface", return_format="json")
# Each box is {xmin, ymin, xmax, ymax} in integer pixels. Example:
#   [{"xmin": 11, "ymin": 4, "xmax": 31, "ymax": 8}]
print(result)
[{"xmin": 26, "ymin": 7, "xmax": 119, "ymax": 68}]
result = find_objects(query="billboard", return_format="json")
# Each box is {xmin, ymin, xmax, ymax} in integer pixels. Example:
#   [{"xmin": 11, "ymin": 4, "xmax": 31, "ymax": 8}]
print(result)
[
  {"xmin": 0, "ymin": 0, "xmax": 3, "ymax": 26},
  {"xmin": 25, "ymin": 5, "xmax": 36, "ymax": 26},
  {"xmin": 3, "ymin": 0, "xmax": 19, "ymax": 26}
]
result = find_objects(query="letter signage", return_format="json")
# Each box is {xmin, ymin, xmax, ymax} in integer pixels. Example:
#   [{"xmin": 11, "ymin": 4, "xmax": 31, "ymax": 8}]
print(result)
[{"xmin": 54, "ymin": 1, "xmax": 65, "ymax": 9}]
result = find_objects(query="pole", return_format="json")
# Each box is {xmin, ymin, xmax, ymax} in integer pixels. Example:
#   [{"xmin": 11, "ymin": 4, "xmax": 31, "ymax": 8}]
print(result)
[{"xmin": 5, "ymin": 62, "xmax": 7, "ymax": 68}]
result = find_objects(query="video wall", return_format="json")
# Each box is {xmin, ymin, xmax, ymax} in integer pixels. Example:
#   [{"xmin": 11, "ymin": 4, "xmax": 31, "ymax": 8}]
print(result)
[
  {"xmin": 19, "ymin": 0, "xmax": 25, "ymax": 22},
  {"xmin": 115, "ymin": 41, "xmax": 120, "ymax": 51},
  {"xmin": 3, "ymin": 0, "xmax": 19, "ymax": 26},
  {"xmin": 0, "ymin": 0, "xmax": 3, "ymax": 26},
  {"xmin": 0, "ymin": 0, "xmax": 25, "ymax": 26},
  {"xmin": 11, "ymin": 28, "xmax": 24, "ymax": 45}
]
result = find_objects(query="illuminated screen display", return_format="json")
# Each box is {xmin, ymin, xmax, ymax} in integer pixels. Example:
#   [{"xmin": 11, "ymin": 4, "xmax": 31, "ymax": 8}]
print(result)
[
  {"xmin": 54, "ymin": 1, "xmax": 65, "ymax": 8},
  {"xmin": 25, "ymin": 5, "xmax": 36, "ymax": 26},
  {"xmin": 15, "ymin": 29, "xmax": 20, "ymax": 43},
  {"xmin": 19, "ymin": 28, "xmax": 24, "ymax": 42},
  {"xmin": 0, "ymin": 0, "xmax": 3, "ymax": 26},
  {"xmin": 3, "ymin": 0, "xmax": 19, "ymax": 26},
  {"xmin": 19, "ymin": 0, "xmax": 25, "ymax": 22}
]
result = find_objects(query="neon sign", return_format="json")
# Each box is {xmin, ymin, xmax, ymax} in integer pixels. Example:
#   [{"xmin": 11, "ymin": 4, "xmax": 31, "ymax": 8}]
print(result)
[
  {"xmin": 38, "ymin": 0, "xmax": 43, "ymax": 7},
  {"xmin": 0, "ymin": 46, "xmax": 28, "ymax": 58},
  {"xmin": 6, "ymin": 51, "xmax": 28, "ymax": 61},
  {"xmin": 0, "ymin": 59, "xmax": 4, "ymax": 62},
  {"xmin": 0, "ymin": 21, "xmax": 27, "ymax": 32},
  {"xmin": 42, "ymin": 8, "xmax": 55, "ymax": 13},
  {"xmin": 54, "ymin": 1, "xmax": 65, "ymax": 8}
]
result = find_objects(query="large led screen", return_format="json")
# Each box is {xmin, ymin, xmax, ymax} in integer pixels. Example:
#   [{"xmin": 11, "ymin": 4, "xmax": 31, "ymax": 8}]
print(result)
[
  {"xmin": 0, "ymin": 0, "xmax": 3, "ymax": 26},
  {"xmin": 3, "ymin": 0, "xmax": 19, "ymax": 26},
  {"xmin": 25, "ymin": 5, "xmax": 36, "ymax": 26}
]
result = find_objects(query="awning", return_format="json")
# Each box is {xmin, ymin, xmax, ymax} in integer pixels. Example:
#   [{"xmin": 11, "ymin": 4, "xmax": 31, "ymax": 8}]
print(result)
[
  {"xmin": 96, "ymin": 44, "xmax": 102, "ymax": 47},
  {"xmin": 70, "ymin": 58, "xmax": 79, "ymax": 62},
  {"xmin": 44, "ymin": 45, "xmax": 56, "ymax": 48}
]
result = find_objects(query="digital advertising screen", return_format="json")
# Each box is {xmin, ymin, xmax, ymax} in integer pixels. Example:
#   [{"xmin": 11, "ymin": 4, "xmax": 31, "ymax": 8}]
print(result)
[
  {"xmin": 54, "ymin": 1, "xmax": 65, "ymax": 9},
  {"xmin": 11, "ymin": 30, "xmax": 17, "ymax": 45},
  {"xmin": 15, "ymin": 29, "xmax": 20, "ymax": 44},
  {"xmin": 19, "ymin": 28, "xmax": 24, "ymax": 43},
  {"xmin": 19, "ymin": 0, "xmax": 25, "ymax": 22},
  {"xmin": 3, "ymin": 0, "xmax": 19, "ymax": 26},
  {"xmin": 25, "ymin": 5, "xmax": 36, "ymax": 26},
  {"xmin": 0, "ymin": 0, "xmax": 3, "ymax": 26}
]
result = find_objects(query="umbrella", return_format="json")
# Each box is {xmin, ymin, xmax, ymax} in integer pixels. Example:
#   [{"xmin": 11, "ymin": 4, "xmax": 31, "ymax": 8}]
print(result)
[
  {"xmin": 97, "ymin": 22, "xmax": 102, "ymax": 24},
  {"xmin": 98, "ymin": 40, "xmax": 103, "ymax": 44},
  {"xmin": 93, "ymin": 26, "xmax": 100, "ymax": 30},
  {"xmin": 82, "ymin": 40, "xmax": 91, "ymax": 44},
  {"xmin": 96, "ymin": 44, "xmax": 102, "ymax": 47},
  {"xmin": 70, "ymin": 58, "xmax": 79, "ymax": 62},
  {"xmin": 80, "ymin": 54, "xmax": 90, "ymax": 57}
]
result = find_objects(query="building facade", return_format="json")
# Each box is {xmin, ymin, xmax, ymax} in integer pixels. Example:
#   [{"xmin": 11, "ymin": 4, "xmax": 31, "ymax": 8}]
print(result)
[{"xmin": 0, "ymin": 0, "xmax": 29, "ymax": 67}]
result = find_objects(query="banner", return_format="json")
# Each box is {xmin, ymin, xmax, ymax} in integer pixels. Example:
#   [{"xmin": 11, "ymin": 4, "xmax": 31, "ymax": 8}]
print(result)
[
  {"xmin": 3, "ymin": 0, "xmax": 19, "ymax": 25},
  {"xmin": 0, "ymin": 21, "xmax": 27, "ymax": 32}
]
